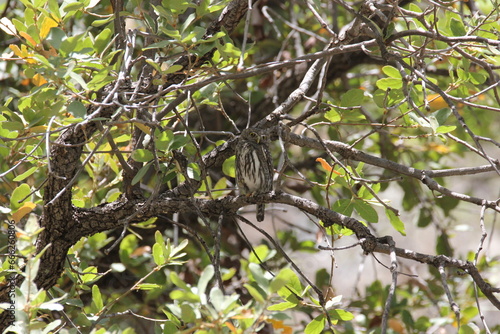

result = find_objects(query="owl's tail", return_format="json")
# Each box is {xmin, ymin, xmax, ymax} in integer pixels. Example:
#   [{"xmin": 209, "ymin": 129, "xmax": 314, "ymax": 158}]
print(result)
[{"xmin": 256, "ymin": 204, "xmax": 265, "ymax": 222}]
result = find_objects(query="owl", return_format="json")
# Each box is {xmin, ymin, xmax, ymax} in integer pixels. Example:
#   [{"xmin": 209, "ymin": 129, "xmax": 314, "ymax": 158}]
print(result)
[{"xmin": 235, "ymin": 128, "xmax": 274, "ymax": 222}]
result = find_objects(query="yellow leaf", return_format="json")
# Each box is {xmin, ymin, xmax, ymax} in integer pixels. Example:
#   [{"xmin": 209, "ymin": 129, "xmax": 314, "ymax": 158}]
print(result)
[
  {"xmin": 33, "ymin": 73, "xmax": 47, "ymax": 86},
  {"xmin": 134, "ymin": 122, "xmax": 151, "ymax": 135},
  {"xmin": 427, "ymin": 142, "xmax": 450, "ymax": 154},
  {"xmin": 426, "ymin": 94, "xmax": 449, "ymax": 111},
  {"xmin": 267, "ymin": 319, "xmax": 293, "ymax": 334},
  {"xmin": 9, "ymin": 44, "xmax": 37, "ymax": 64},
  {"xmin": 19, "ymin": 31, "xmax": 37, "ymax": 47},
  {"xmin": 40, "ymin": 16, "xmax": 58, "ymax": 39},
  {"xmin": 224, "ymin": 321, "xmax": 239, "ymax": 333},
  {"xmin": 9, "ymin": 44, "xmax": 23, "ymax": 57},
  {"xmin": 29, "ymin": 125, "xmax": 48, "ymax": 133},
  {"xmin": 12, "ymin": 202, "xmax": 36, "ymax": 223}
]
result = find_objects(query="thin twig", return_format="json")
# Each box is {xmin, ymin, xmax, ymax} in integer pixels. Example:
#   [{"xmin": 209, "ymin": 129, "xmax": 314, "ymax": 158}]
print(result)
[
  {"xmin": 380, "ymin": 236, "xmax": 398, "ymax": 334},
  {"xmin": 473, "ymin": 201, "xmax": 492, "ymax": 334},
  {"xmin": 438, "ymin": 264, "xmax": 461, "ymax": 329}
]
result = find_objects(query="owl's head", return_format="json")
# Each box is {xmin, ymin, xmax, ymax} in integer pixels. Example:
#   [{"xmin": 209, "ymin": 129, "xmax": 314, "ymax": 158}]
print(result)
[{"xmin": 240, "ymin": 128, "xmax": 267, "ymax": 144}]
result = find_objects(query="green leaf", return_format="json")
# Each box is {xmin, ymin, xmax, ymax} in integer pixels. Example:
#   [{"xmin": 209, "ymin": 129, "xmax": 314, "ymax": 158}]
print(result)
[
  {"xmin": 42, "ymin": 320, "xmax": 62, "ymax": 334},
  {"xmin": 325, "ymin": 108, "xmax": 341, "ymax": 122},
  {"xmin": 132, "ymin": 149, "xmax": 154, "ymax": 162},
  {"xmin": 187, "ymin": 162, "xmax": 200, "ymax": 181},
  {"xmin": 91, "ymin": 285, "xmax": 103, "ymax": 312},
  {"xmin": 155, "ymin": 129, "xmax": 173, "ymax": 151},
  {"xmin": 198, "ymin": 264, "xmax": 214, "ymax": 296},
  {"xmin": 222, "ymin": 155, "xmax": 235, "ymax": 178},
  {"xmin": 69, "ymin": 71, "xmax": 88, "ymax": 90},
  {"xmin": 376, "ymin": 77, "xmax": 402, "ymax": 90},
  {"xmin": 171, "ymin": 135, "xmax": 189, "ymax": 150},
  {"xmin": 459, "ymin": 323, "xmax": 480, "ymax": 334},
  {"xmin": 164, "ymin": 64, "xmax": 183, "ymax": 74},
  {"xmin": 196, "ymin": 0, "xmax": 210, "ymax": 17},
  {"xmin": 170, "ymin": 271, "xmax": 192, "ymax": 292},
  {"xmin": 305, "ymin": 314, "xmax": 326, "ymax": 334},
  {"xmin": 91, "ymin": 16, "xmax": 114, "ymax": 27},
  {"xmin": 470, "ymin": 72, "xmax": 487, "ymax": 85},
  {"xmin": 163, "ymin": 322, "xmax": 179, "ymax": 334},
  {"xmin": 62, "ymin": 1, "xmax": 85, "ymax": 12},
  {"xmin": 248, "ymin": 244, "xmax": 275, "ymax": 263},
  {"xmin": 209, "ymin": 287, "xmax": 225, "ymax": 312},
  {"xmin": 13, "ymin": 166, "xmax": 37, "ymax": 182},
  {"xmin": 131, "ymin": 163, "xmax": 151, "ymax": 185},
  {"xmin": 433, "ymin": 108, "xmax": 452, "ymax": 125},
  {"xmin": 180, "ymin": 304, "xmax": 196, "ymax": 323},
  {"xmin": 450, "ymin": 18, "xmax": 466, "ymax": 36},
  {"xmin": 373, "ymin": 88, "xmax": 405, "ymax": 108},
  {"xmin": 159, "ymin": 26, "xmax": 181, "ymax": 40},
  {"xmin": 169, "ymin": 289, "xmax": 200, "ymax": 303},
  {"xmin": 46, "ymin": 27, "xmax": 66, "ymax": 50},
  {"xmin": 332, "ymin": 199, "xmax": 354, "ymax": 216},
  {"xmin": 275, "ymin": 268, "xmax": 304, "ymax": 297},
  {"xmin": 152, "ymin": 243, "xmax": 165, "ymax": 266},
  {"xmin": 382, "ymin": 65, "xmax": 401, "ymax": 78},
  {"xmin": 136, "ymin": 283, "xmax": 162, "ymax": 290},
  {"xmin": 386, "ymin": 208, "xmax": 406, "ymax": 235},
  {"xmin": 340, "ymin": 89, "xmax": 364, "ymax": 107},
  {"xmin": 244, "ymin": 283, "xmax": 266, "ymax": 303},
  {"xmin": 249, "ymin": 263, "xmax": 271, "ymax": 291},
  {"xmin": 436, "ymin": 125, "xmax": 456, "ymax": 134},
  {"xmin": 170, "ymin": 238, "xmax": 188, "ymax": 259},
  {"xmin": 417, "ymin": 207, "xmax": 432, "ymax": 227},
  {"xmin": 354, "ymin": 200, "xmax": 378, "ymax": 223},
  {"xmin": 94, "ymin": 28, "xmax": 112, "ymax": 54},
  {"xmin": 436, "ymin": 232, "xmax": 453, "ymax": 257},
  {"xmin": 10, "ymin": 184, "xmax": 31, "ymax": 210},
  {"xmin": 267, "ymin": 300, "xmax": 297, "ymax": 311},
  {"xmin": 330, "ymin": 309, "xmax": 355, "ymax": 321},
  {"xmin": 67, "ymin": 100, "xmax": 87, "ymax": 118},
  {"xmin": 119, "ymin": 234, "xmax": 137, "ymax": 264},
  {"xmin": 81, "ymin": 266, "xmax": 100, "ymax": 284}
]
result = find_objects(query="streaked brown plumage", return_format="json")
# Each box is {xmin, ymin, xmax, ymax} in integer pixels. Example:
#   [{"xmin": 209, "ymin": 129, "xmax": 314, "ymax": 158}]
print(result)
[{"xmin": 235, "ymin": 128, "xmax": 273, "ymax": 222}]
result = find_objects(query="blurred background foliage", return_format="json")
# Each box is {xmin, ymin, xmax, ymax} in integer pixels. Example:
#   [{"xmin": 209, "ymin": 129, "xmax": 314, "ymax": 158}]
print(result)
[{"xmin": 1, "ymin": 0, "xmax": 499, "ymax": 333}]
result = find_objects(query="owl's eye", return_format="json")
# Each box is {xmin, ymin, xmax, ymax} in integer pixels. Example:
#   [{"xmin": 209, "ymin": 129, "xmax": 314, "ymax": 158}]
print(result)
[{"xmin": 261, "ymin": 135, "xmax": 267, "ymax": 141}]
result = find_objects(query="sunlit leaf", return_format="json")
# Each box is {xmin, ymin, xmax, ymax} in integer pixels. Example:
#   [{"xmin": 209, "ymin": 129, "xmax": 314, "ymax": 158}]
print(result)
[
  {"xmin": 40, "ymin": 16, "xmax": 58, "ymax": 39},
  {"xmin": 0, "ymin": 17, "xmax": 16, "ymax": 35},
  {"xmin": 222, "ymin": 155, "xmax": 235, "ymax": 178},
  {"xmin": 305, "ymin": 314, "xmax": 326, "ymax": 334},
  {"xmin": 10, "ymin": 184, "xmax": 31, "ymax": 210},
  {"xmin": 13, "ymin": 167, "xmax": 38, "ymax": 182},
  {"xmin": 386, "ymin": 208, "xmax": 405, "ymax": 235}
]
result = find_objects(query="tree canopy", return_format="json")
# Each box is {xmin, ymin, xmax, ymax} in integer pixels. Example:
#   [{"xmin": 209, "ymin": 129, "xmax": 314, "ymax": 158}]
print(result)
[{"xmin": 1, "ymin": 0, "xmax": 500, "ymax": 333}]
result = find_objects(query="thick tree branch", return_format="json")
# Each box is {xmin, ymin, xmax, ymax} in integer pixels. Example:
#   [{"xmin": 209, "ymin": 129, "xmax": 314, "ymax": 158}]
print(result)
[
  {"xmin": 287, "ymin": 133, "xmax": 500, "ymax": 212},
  {"xmin": 68, "ymin": 191, "xmax": 500, "ymax": 311}
]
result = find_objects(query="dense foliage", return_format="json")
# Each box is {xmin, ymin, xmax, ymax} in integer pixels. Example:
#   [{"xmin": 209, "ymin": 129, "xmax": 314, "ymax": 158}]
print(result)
[{"xmin": 1, "ymin": 0, "xmax": 499, "ymax": 333}]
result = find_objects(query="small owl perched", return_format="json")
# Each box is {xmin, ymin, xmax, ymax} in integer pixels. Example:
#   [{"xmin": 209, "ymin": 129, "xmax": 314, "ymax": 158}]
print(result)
[{"xmin": 235, "ymin": 128, "xmax": 274, "ymax": 222}]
